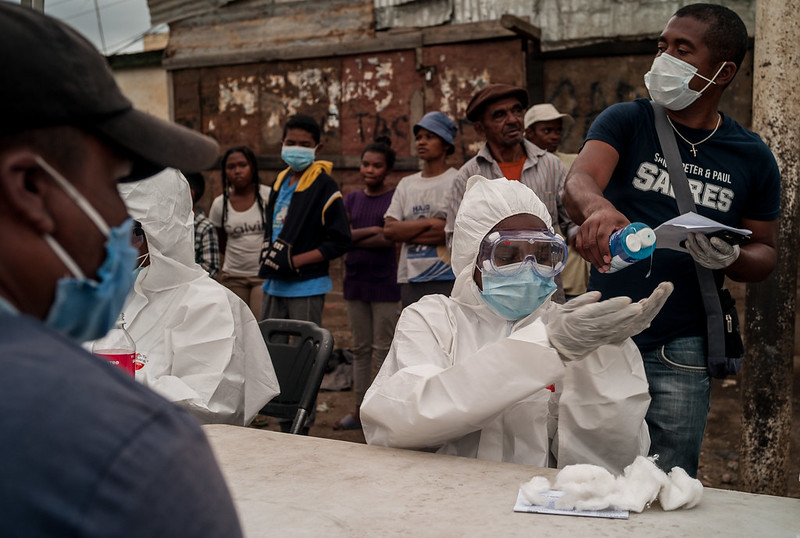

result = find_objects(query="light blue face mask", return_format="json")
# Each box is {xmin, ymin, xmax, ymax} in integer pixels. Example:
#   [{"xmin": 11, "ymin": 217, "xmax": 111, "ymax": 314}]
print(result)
[
  {"xmin": 480, "ymin": 264, "xmax": 557, "ymax": 320},
  {"xmin": 281, "ymin": 145, "xmax": 316, "ymax": 171},
  {"xmin": 37, "ymin": 157, "xmax": 138, "ymax": 343}
]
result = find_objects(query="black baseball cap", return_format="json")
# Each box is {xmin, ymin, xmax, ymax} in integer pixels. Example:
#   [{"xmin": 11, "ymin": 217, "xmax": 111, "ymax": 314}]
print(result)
[{"xmin": 0, "ymin": 3, "xmax": 219, "ymax": 180}]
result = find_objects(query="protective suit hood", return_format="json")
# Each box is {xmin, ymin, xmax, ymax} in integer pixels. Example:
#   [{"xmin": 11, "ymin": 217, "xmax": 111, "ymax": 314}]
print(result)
[
  {"xmin": 119, "ymin": 168, "xmax": 205, "ymax": 291},
  {"xmin": 450, "ymin": 176, "xmax": 553, "ymax": 306},
  {"xmin": 117, "ymin": 168, "xmax": 280, "ymax": 425}
]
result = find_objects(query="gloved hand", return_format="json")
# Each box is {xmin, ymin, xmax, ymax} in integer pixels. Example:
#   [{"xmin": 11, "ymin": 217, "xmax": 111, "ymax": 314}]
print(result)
[
  {"xmin": 260, "ymin": 238, "xmax": 298, "ymax": 275},
  {"xmin": 685, "ymin": 232, "xmax": 740, "ymax": 270},
  {"xmin": 546, "ymin": 282, "xmax": 674, "ymax": 361}
]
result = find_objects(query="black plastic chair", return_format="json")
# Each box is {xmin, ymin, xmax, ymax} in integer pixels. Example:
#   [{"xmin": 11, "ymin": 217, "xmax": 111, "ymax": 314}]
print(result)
[{"xmin": 258, "ymin": 319, "xmax": 334, "ymax": 435}]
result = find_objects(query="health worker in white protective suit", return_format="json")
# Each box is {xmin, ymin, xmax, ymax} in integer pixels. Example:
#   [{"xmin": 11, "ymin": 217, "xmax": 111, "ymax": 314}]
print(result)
[
  {"xmin": 361, "ymin": 176, "xmax": 674, "ymax": 474},
  {"xmin": 118, "ymin": 169, "xmax": 280, "ymax": 425}
]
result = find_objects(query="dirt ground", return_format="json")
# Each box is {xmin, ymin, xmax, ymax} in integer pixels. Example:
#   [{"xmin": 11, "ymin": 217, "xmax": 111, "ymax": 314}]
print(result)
[{"xmin": 255, "ymin": 287, "xmax": 800, "ymax": 499}]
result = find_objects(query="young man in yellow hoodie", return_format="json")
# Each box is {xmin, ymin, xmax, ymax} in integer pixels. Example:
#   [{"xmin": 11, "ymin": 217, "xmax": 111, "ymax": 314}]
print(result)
[{"xmin": 259, "ymin": 114, "xmax": 352, "ymax": 326}]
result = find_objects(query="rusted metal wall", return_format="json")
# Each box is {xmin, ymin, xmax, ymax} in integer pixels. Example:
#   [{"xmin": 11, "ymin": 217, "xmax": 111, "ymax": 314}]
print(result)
[
  {"xmin": 177, "ymin": 39, "xmax": 756, "ymax": 208},
  {"xmin": 173, "ymin": 38, "xmax": 526, "ymax": 203}
]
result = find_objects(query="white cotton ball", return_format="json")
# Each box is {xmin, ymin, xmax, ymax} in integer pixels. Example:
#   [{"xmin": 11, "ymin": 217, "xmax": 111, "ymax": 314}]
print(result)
[
  {"xmin": 520, "ymin": 476, "xmax": 551, "ymax": 505},
  {"xmin": 569, "ymin": 495, "xmax": 616, "ymax": 512},
  {"xmin": 553, "ymin": 464, "xmax": 617, "ymax": 510},
  {"xmin": 659, "ymin": 466, "xmax": 704, "ymax": 510},
  {"xmin": 612, "ymin": 456, "xmax": 670, "ymax": 513}
]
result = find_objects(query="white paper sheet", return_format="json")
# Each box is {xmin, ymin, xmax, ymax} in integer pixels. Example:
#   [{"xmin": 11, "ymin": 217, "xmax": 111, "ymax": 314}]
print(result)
[
  {"xmin": 513, "ymin": 490, "xmax": 629, "ymax": 520},
  {"xmin": 653, "ymin": 212, "xmax": 751, "ymax": 252}
]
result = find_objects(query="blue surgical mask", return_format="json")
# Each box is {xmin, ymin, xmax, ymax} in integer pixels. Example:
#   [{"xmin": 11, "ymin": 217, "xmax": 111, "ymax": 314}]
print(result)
[
  {"xmin": 37, "ymin": 157, "xmax": 138, "ymax": 343},
  {"xmin": 480, "ymin": 265, "xmax": 557, "ymax": 320},
  {"xmin": 281, "ymin": 145, "xmax": 316, "ymax": 171}
]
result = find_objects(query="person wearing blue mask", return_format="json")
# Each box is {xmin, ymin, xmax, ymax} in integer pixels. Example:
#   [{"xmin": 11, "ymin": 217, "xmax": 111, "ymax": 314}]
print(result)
[
  {"xmin": 256, "ymin": 113, "xmax": 351, "ymax": 432},
  {"xmin": 361, "ymin": 176, "xmax": 673, "ymax": 474},
  {"xmin": 0, "ymin": 4, "xmax": 242, "ymax": 536},
  {"xmin": 258, "ymin": 114, "xmax": 352, "ymax": 329}
]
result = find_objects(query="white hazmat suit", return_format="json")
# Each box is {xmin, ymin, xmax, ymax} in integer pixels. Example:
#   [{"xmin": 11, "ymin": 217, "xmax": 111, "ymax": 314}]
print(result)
[
  {"xmin": 361, "ymin": 176, "xmax": 655, "ymax": 474},
  {"xmin": 119, "ymin": 169, "xmax": 280, "ymax": 425}
]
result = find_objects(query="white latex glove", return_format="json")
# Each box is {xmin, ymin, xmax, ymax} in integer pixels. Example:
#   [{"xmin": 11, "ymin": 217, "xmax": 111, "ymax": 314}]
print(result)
[
  {"xmin": 546, "ymin": 282, "xmax": 674, "ymax": 361},
  {"xmin": 685, "ymin": 232, "xmax": 740, "ymax": 269}
]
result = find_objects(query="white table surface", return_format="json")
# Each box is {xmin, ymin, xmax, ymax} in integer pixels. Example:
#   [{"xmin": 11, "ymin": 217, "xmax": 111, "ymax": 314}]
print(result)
[{"xmin": 203, "ymin": 424, "xmax": 800, "ymax": 537}]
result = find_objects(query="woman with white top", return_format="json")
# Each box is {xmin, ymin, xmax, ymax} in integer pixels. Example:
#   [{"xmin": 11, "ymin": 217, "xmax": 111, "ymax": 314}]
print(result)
[{"xmin": 210, "ymin": 146, "xmax": 271, "ymax": 317}]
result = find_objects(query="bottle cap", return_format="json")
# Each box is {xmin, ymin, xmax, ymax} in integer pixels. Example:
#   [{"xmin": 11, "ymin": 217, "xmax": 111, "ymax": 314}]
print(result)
[
  {"xmin": 625, "ymin": 234, "xmax": 642, "ymax": 252},
  {"xmin": 638, "ymin": 228, "xmax": 656, "ymax": 248}
]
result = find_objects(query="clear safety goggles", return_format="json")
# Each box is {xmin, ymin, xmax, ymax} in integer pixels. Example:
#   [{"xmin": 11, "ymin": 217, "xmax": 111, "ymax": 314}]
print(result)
[{"xmin": 476, "ymin": 230, "xmax": 567, "ymax": 278}]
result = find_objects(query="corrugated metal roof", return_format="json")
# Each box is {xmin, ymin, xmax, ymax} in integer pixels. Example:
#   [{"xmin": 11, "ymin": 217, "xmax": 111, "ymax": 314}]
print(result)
[
  {"xmin": 374, "ymin": 0, "xmax": 452, "ymax": 30},
  {"xmin": 452, "ymin": 0, "xmax": 535, "ymax": 24},
  {"xmin": 147, "ymin": 0, "xmax": 234, "ymax": 26},
  {"xmin": 373, "ymin": 0, "xmax": 539, "ymax": 29}
]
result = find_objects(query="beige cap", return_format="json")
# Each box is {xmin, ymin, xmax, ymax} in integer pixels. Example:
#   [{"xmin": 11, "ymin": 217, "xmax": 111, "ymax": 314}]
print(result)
[{"xmin": 523, "ymin": 103, "xmax": 574, "ymax": 130}]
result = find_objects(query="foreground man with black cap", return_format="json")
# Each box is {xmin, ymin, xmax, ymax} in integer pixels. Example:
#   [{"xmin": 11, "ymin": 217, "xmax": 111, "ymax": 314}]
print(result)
[{"xmin": 0, "ymin": 4, "xmax": 242, "ymax": 536}]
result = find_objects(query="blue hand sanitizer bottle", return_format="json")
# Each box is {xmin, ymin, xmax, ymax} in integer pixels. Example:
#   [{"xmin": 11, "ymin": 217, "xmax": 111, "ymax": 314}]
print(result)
[{"xmin": 606, "ymin": 222, "xmax": 656, "ymax": 273}]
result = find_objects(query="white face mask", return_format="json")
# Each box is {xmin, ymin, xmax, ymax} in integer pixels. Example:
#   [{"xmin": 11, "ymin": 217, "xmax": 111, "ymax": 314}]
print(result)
[{"xmin": 644, "ymin": 53, "xmax": 726, "ymax": 111}]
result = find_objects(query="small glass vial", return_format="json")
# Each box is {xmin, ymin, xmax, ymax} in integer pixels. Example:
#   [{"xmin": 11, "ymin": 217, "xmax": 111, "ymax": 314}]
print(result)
[
  {"xmin": 606, "ymin": 222, "xmax": 656, "ymax": 273},
  {"xmin": 92, "ymin": 315, "xmax": 136, "ymax": 377}
]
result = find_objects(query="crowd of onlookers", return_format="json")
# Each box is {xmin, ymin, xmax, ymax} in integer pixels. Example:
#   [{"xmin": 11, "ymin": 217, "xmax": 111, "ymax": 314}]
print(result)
[{"xmin": 199, "ymin": 91, "xmax": 587, "ymax": 432}]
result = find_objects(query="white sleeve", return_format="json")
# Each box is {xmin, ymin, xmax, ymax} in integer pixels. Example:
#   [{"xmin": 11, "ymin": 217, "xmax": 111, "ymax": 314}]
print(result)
[
  {"xmin": 384, "ymin": 176, "xmax": 407, "ymax": 221},
  {"xmin": 136, "ymin": 284, "xmax": 279, "ymax": 426},
  {"xmin": 361, "ymin": 300, "xmax": 565, "ymax": 450},
  {"xmin": 555, "ymin": 339, "xmax": 651, "ymax": 475}
]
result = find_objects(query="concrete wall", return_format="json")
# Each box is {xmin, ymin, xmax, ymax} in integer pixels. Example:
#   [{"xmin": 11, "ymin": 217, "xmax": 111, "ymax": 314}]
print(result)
[
  {"xmin": 113, "ymin": 66, "xmax": 170, "ymax": 122},
  {"xmin": 543, "ymin": 51, "xmax": 754, "ymax": 154}
]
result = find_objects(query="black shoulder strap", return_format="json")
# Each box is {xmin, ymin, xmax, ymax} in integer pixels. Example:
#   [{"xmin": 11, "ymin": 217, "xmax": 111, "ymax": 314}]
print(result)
[{"xmin": 651, "ymin": 101, "xmax": 727, "ymax": 372}]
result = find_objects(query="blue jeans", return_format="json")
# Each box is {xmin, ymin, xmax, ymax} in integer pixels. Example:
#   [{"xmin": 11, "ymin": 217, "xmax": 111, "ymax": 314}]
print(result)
[{"xmin": 641, "ymin": 336, "xmax": 710, "ymax": 478}]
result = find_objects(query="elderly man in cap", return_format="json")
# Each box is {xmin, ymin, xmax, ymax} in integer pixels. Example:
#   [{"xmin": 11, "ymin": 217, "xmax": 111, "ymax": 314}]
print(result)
[
  {"xmin": 0, "ymin": 4, "xmax": 242, "ymax": 536},
  {"xmin": 525, "ymin": 103, "xmax": 590, "ymax": 298},
  {"xmin": 446, "ymin": 84, "xmax": 575, "ymax": 302}
]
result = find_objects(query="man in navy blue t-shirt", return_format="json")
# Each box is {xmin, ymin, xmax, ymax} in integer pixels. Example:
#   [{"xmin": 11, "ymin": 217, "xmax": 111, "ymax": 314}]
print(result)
[{"xmin": 563, "ymin": 4, "xmax": 780, "ymax": 477}]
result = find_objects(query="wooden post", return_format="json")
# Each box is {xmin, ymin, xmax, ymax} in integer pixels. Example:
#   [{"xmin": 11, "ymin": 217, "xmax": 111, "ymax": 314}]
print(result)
[{"xmin": 741, "ymin": 0, "xmax": 800, "ymax": 495}]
